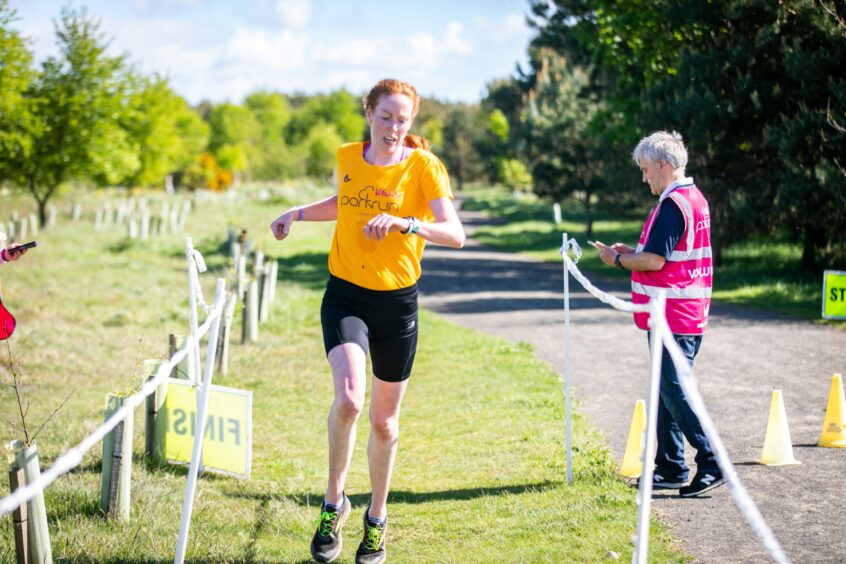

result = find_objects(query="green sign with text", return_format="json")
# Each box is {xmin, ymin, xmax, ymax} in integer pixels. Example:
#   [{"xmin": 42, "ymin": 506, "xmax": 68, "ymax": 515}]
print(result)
[{"xmin": 822, "ymin": 270, "xmax": 846, "ymax": 320}]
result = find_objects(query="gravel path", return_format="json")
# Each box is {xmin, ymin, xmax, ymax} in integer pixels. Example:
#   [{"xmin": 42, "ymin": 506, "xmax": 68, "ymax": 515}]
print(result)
[{"xmin": 418, "ymin": 211, "xmax": 846, "ymax": 563}]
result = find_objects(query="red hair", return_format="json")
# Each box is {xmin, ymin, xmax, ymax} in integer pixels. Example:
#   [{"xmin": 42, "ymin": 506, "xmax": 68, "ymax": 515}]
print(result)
[{"xmin": 363, "ymin": 79, "xmax": 430, "ymax": 151}]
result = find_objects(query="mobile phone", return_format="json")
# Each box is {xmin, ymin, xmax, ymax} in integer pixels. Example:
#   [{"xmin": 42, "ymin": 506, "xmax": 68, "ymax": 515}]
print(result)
[{"xmin": 13, "ymin": 241, "xmax": 37, "ymax": 251}]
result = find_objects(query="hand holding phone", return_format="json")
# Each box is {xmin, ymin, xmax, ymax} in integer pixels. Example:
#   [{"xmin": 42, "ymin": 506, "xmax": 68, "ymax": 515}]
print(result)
[
  {"xmin": 2, "ymin": 240, "xmax": 36, "ymax": 262},
  {"xmin": 13, "ymin": 241, "xmax": 37, "ymax": 252}
]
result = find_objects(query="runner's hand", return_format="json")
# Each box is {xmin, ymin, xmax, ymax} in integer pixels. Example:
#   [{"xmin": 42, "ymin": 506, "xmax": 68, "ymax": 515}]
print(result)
[
  {"xmin": 270, "ymin": 209, "xmax": 297, "ymax": 241},
  {"xmin": 363, "ymin": 213, "xmax": 406, "ymax": 241}
]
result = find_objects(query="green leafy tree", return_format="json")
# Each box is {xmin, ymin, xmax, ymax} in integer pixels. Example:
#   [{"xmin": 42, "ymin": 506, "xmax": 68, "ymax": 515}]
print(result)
[
  {"xmin": 6, "ymin": 7, "xmax": 134, "ymax": 224},
  {"xmin": 303, "ymin": 123, "xmax": 343, "ymax": 178},
  {"xmin": 124, "ymin": 75, "xmax": 209, "ymax": 188},
  {"xmin": 524, "ymin": 49, "xmax": 606, "ymax": 237},
  {"xmin": 0, "ymin": 1, "xmax": 34, "ymax": 184},
  {"xmin": 207, "ymin": 102, "xmax": 260, "ymax": 183},
  {"xmin": 441, "ymin": 104, "xmax": 486, "ymax": 190},
  {"xmin": 244, "ymin": 91, "xmax": 292, "ymax": 180},
  {"xmin": 286, "ymin": 90, "xmax": 366, "ymax": 145},
  {"xmin": 418, "ymin": 115, "xmax": 444, "ymax": 153}
]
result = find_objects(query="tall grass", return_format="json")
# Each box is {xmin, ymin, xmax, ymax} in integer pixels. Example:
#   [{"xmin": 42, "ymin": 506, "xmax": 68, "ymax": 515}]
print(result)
[{"xmin": 0, "ymin": 182, "xmax": 684, "ymax": 561}]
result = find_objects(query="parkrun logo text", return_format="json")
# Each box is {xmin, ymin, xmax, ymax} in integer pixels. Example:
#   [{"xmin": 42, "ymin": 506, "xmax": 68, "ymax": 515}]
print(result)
[{"xmin": 341, "ymin": 186, "xmax": 400, "ymax": 213}]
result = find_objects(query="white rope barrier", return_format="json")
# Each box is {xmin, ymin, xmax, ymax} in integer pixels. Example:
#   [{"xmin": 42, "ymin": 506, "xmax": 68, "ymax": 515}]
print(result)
[
  {"xmin": 0, "ymin": 286, "xmax": 226, "ymax": 519},
  {"xmin": 560, "ymin": 236, "xmax": 789, "ymax": 564},
  {"xmin": 561, "ymin": 237, "xmax": 649, "ymax": 314},
  {"xmin": 658, "ymin": 322, "xmax": 790, "ymax": 564}
]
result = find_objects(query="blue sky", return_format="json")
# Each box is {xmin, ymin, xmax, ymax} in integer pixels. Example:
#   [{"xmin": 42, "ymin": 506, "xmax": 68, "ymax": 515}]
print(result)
[{"xmin": 11, "ymin": 0, "xmax": 536, "ymax": 105}]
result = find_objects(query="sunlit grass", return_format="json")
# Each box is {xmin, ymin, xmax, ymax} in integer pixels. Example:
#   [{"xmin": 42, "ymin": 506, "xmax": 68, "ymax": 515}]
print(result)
[{"xmin": 0, "ymin": 182, "xmax": 685, "ymax": 562}]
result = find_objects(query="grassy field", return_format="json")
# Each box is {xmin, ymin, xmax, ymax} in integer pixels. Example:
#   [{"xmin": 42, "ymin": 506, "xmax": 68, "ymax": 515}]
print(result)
[
  {"xmin": 0, "ymin": 183, "xmax": 685, "ymax": 562},
  {"xmin": 459, "ymin": 185, "xmax": 842, "ymax": 322}
]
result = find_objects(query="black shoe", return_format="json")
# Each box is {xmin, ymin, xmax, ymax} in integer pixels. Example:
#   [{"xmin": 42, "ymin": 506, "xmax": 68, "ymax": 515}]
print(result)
[
  {"xmin": 310, "ymin": 493, "xmax": 351, "ymax": 563},
  {"xmin": 679, "ymin": 471, "xmax": 725, "ymax": 497},
  {"xmin": 355, "ymin": 508, "xmax": 387, "ymax": 564},
  {"xmin": 642, "ymin": 472, "xmax": 688, "ymax": 490}
]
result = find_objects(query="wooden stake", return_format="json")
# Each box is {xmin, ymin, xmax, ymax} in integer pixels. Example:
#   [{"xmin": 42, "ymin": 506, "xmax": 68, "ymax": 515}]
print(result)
[
  {"xmin": 101, "ymin": 395, "xmax": 132, "ymax": 521},
  {"xmin": 9, "ymin": 466, "xmax": 29, "ymax": 564},
  {"xmin": 242, "ymin": 280, "xmax": 259, "ymax": 343},
  {"xmin": 144, "ymin": 360, "xmax": 163, "ymax": 460}
]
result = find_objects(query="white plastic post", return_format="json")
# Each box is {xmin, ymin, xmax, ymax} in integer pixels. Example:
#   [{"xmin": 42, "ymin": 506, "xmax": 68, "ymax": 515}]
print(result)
[
  {"xmin": 268, "ymin": 261, "xmax": 278, "ymax": 305},
  {"xmin": 140, "ymin": 211, "xmax": 150, "ymax": 240},
  {"xmin": 633, "ymin": 292, "xmax": 666, "ymax": 564},
  {"xmin": 259, "ymin": 263, "xmax": 272, "ymax": 322},
  {"xmin": 174, "ymin": 279, "xmax": 226, "ymax": 564},
  {"xmin": 561, "ymin": 233, "xmax": 573, "ymax": 484},
  {"xmin": 185, "ymin": 238, "xmax": 201, "ymax": 384},
  {"xmin": 161, "ymin": 202, "xmax": 170, "ymax": 233},
  {"xmin": 553, "ymin": 203, "xmax": 562, "ymax": 224}
]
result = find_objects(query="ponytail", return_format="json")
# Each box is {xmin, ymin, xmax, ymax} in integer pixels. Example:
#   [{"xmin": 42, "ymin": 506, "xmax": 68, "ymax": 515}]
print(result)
[{"xmin": 403, "ymin": 133, "xmax": 430, "ymax": 152}]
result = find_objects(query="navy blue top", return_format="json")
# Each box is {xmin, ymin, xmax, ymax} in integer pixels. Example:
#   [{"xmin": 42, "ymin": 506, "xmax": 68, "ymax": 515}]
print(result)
[{"xmin": 642, "ymin": 198, "xmax": 685, "ymax": 259}]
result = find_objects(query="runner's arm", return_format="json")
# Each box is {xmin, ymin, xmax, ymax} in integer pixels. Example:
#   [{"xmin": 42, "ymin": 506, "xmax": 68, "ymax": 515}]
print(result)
[{"xmin": 270, "ymin": 194, "xmax": 338, "ymax": 241}]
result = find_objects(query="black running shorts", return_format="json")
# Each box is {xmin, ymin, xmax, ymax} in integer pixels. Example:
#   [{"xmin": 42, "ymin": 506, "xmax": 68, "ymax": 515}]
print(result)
[{"xmin": 320, "ymin": 275, "xmax": 419, "ymax": 382}]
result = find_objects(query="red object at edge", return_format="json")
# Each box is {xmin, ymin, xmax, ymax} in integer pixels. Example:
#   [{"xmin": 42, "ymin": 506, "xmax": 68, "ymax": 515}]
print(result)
[{"xmin": 0, "ymin": 297, "xmax": 16, "ymax": 340}]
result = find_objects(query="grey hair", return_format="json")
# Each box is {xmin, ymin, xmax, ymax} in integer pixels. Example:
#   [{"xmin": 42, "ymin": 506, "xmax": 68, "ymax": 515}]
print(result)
[{"xmin": 632, "ymin": 130, "xmax": 688, "ymax": 171}]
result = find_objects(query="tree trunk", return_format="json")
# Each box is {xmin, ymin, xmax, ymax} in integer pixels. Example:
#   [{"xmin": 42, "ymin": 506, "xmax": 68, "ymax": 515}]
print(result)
[
  {"xmin": 583, "ymin": 190, "xmax": 593, "ymax": 240},
  {"xmin": 801, "ymin": 223, "xmax": 823, "ymax": 271},
  {"xmin": 37, "ymin": 199, "xmax": 48, "ymax": 229}
]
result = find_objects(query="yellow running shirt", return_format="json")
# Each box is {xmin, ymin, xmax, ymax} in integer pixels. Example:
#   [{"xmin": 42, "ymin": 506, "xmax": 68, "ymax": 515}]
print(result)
[{"xmin": 328, "ymin": 141, "xmax": 453, "ymax": 291}]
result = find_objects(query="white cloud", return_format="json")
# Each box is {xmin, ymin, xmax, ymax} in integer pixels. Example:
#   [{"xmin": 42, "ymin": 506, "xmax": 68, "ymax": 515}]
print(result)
[
  {"xmin": 131, "ymin": 0, "xmax": 205, "ymax": 14},
  {"xmin": 318, "ymin": 21, "xmax": 472, "ymax": 74},
  {"xmin": 472, "ymin": 12, "xmax": 529, "ymax": 41},
  {"xmin": 217, "ymin": 27, "xmax": 309, "ymax": 70},
  {"xmin": 275, "ymin": 0, "xmax": 311, "ymax": 29},
  {"xmin": 441, "ymin": 21, "xmax": 472, "ymax": 55}
]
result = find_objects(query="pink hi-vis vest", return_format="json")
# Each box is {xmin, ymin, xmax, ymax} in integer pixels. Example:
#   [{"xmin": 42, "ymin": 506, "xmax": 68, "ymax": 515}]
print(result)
[{"xmin": 631, "ymin": 184, "xmax": 712, "ymax": 334}]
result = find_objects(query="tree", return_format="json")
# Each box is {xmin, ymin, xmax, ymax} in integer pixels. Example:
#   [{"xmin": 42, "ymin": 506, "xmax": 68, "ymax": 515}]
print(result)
[
  {"xmin": 123, "ymin": 75, "xmax": 209, "ymax": 188},
  {"xmin": 303, "ymin": 123, "xmax": 343, "ymax": 178},
  {"xmin": 0, "ymin": 1, "xmax": 34, "ymax": 185},
  {"xmin": 524, "ymin": 48, "xmax": 606, "ymax": 238},
  {"xmin": 6, "ymin": 7, "xmax": 134, "ymax": 224},
  {"xmin": 286, "ymin": 90, "xmax": 366, "ymax": 145},
  {"xmin": 441, "ymin": 104, "xmax": 486, "ymax": 190},
  {"xmin": 244, "ymin": 91, "xmax": 292, "ymax": 180},
  {"xmin": 207, "ymin": 102, "xmax": 260, "ymax": 184}
]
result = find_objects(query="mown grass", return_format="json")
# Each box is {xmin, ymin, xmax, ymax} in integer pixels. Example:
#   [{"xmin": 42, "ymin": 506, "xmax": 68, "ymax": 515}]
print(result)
[
  {"xmin": 460, "ymin": 184, "xmax": 841, "ymax": 322},
  {"xmin": 0, "ymin": 182, "xmax": 685, "ymax": 561}
]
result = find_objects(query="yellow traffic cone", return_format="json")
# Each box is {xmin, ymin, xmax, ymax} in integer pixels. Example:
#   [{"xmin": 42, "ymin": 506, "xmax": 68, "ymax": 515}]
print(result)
[
  {"xmin": 819, "ymin": 373, "xmax": 846, "ymax": 448},
  {"xmin": 759, "ymin": 389, "xmax": 801, "ymax": 466},
  {"xmin": 620, "ymin": 399, "xmax": 646, "ymax": 478}
]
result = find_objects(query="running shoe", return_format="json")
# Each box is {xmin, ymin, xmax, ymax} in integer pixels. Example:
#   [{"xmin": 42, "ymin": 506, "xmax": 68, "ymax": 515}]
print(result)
[
  {"xmin": 310, "ymin": 493, "xmax": 351, "ymax": 563},
  {"xmin": 355, "ymin": 508, "xmax": 387, "ymax": 564}
]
